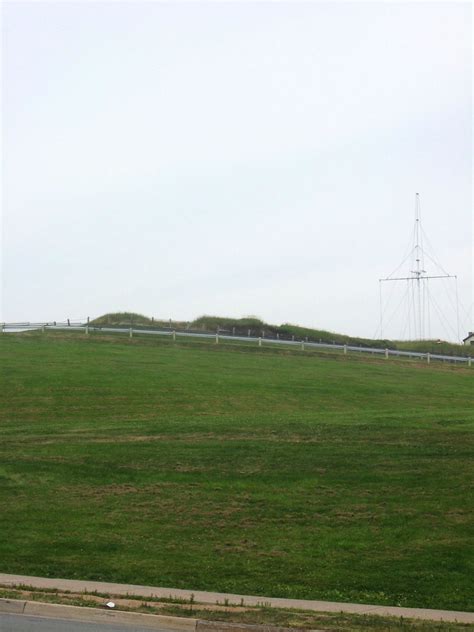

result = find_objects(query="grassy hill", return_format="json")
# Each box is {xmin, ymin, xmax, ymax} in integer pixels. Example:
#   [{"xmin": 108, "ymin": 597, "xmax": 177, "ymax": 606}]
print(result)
[
  {"xmin": 90, "ymin": 311, "xmax": 153, "ymax": 326},
  {"xmin": 1, "ymin": 330, "xmax": 473, "ymax": 611},
  {"xmin": 90, "ymin": 311, "xmax": 188, "ymax": 330},
  {"xmin": 89, "ymin": 312, "xmax": 471, "ymax": 356}
]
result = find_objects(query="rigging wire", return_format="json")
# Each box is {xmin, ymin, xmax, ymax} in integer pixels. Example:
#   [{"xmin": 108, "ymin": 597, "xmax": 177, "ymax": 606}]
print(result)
[
  {"xmin": 381, "ymin": 281, "xmax": 412, "ymax": 336},
  {"xmin": 455, "ymin": 276, "xmax": 461, "ymax": 342},
  {"xmin": 375, "ymin": 275, "xmax": 405, "ymax": 338},
  {"xmin": 420, "ymin": 250, "xmax": 467, "ymax": 331},
  {"xmin": 420, "ymin": 225, "xmax": 451, "ymax": 275},
  {"xmin": 426, "ymin": 278, "xmax": 431, "ymax": 339},
  {"xmin": 384, "ymin": 247, "xmax": 416, "ymax": 280},
  {"xmin": 400, "ymin": 280, "xmax": 412, "ymax": 340},
  {"xmin": 426, "ymin": 284, "xmax": 458, "ymax": 341}
]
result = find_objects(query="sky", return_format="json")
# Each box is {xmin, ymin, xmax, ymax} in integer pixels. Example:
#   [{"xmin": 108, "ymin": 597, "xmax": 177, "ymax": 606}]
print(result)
[{"xmin": 1, "ymin": 1, "xmax": 472, "ymax": 341}]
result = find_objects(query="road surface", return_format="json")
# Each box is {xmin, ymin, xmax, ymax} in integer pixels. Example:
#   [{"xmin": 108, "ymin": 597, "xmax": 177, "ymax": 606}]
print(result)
[{"xmin": 0, "ymin": 613, "xmax": 173, "ymax": 632}]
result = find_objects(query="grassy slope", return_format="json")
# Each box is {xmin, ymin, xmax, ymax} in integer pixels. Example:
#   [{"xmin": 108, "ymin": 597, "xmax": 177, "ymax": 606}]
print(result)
[
  {"xmin": 90, "ymin": 312, "xmax": 472, "ymax": 356},
  {"xmin": 0, "ymin": 332, "xmax": 473, "ymax": 611}
]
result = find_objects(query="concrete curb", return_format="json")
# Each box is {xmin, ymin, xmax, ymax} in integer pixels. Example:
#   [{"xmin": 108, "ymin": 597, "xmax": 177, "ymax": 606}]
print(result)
[
  {"xmin": 0, "ymin": 599, "xmax": 26, "ymax": 615},
  {"xmin": 0, "ymin": 574, "xmax": 473, "ymax": 625},
  {"xmin": 0, "ymin": 599, "xmax": 198, "ymax": 631},
  {"xmin": 0, "ymin": 599, "xmax": 321, "ymax": 632},
  {"xmin": 196, "ymin": 621, "xmax": 320, "ymax": 632}
]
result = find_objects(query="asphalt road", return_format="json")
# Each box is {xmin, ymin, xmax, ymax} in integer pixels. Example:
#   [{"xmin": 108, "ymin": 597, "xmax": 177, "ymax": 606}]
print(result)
[{"xmin": 0, "ymin": 613, "xmax": 173, "ymax": 632}]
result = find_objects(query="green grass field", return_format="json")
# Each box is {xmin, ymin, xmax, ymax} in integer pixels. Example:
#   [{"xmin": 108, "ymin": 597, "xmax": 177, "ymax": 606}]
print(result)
[{"xmin": 1, "ymin": 332, "xmax": 473, "ymax": 611}]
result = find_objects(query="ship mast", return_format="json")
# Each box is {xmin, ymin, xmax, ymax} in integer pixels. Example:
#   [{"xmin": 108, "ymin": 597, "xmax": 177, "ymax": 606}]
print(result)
[{"xmin": 379, "ymin": 193, "xmax": 458, "ymax": 341}]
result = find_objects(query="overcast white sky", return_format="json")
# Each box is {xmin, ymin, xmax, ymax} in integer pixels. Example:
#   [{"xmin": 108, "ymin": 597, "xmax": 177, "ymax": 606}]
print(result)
[{"xmin": 1, "ymin": 1, "xmax": 472, "ymax": 340}]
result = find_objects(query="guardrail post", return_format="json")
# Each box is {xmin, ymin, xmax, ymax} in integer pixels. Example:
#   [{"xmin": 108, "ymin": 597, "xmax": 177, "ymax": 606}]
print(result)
[
  {"xmin": 129, "ymin": 328, "xmax": 133, "ymax": 338},
  {"xmin": 469, "ymin": 357, "xmax": 472, "ymax": 367},
  {"xmin": 292, "ymin": 335, "xmax": 295, "ymax": 341},
  {"xmin": 85, "ymin": 325, "xmax": 88, "ymax": 335},
  {"xmin": 247, "ymin": 329, "xmax": 251, "ymax": 337},
  {"xmin": 384, "ymin": 348, "xmax": 388, "ymax": 359},
  {"xmin": 301, "ymin": 341, "xmax": 305, "ymax": 351},
  {"xmin": 216, "ymin": 333, "xmax": 219, "ymax": 344},
  {"xmin": 172, "ymin": 330, "xmax": 176, "ymax": 341},
  {"xmin": 232, "ymin": 327, "xmax": 235, "ymax": 336},
  {"xmin": 343, "ymin": 344, "xmax": 347, "ymax": 355},
  {"xmin": 258, "ymin": 337, "xmax": 262, "ymax": 347},
  {"xmin": 276, "ymin": 333, "xmax": 279, "ymax": 340},
  {"xmin": 426, "ymin": 352, "xmax": 430, "ymax": 364}
]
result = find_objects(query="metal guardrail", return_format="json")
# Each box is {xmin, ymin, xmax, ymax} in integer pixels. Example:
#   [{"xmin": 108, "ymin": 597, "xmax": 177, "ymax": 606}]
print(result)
[{"xmin": 2, "ymin": 322, "xmax": 472, "ymax": 366}]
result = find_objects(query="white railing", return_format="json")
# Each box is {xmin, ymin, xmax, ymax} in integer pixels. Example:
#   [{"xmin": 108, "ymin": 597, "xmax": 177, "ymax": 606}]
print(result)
[{"xmin": 2, "ymin": 322, "xmax": 472, "ymax": 366}]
